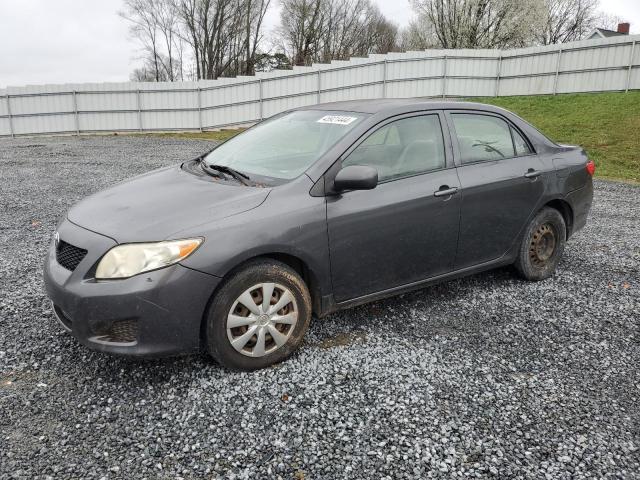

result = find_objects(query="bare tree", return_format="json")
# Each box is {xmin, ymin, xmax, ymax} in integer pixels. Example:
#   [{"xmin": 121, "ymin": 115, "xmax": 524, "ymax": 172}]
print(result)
[
  {"xmin": 254, "ymin": 52, "xmax": 293, "ymax": 71},
  {"xmin": 407, "ymin": 0, "xmax": 543, "ymax": 49},
  {"xmin": 279, "ymin": 0, "xmax": 326, "ymax": 66},
  {"xmin": 592, "ymin": 11, "xmax": 624, "ymax": 32},
  {"xmin": 173, "ymin": 0, "xmax": 202, "ymax": 78},
  {"xmin": 366, "ymin": 13, "xmax": 400, "ymax": 54},
  {"xmin": 278, "ymin": 0, "xmax": 398, "ymax": 66},
  {"xmin": 122, "ymin": 0, "xmax": 273, "ymax": 80},
  {"xmin": 130, "ymin": 66, "xmax": 162, "ymax": 82},
  {"xmin": 121, "ymin": 0, "xmax": 188, "ymax": 80},
  {"xmin": 320, "ymin": 0, "xmax": 397, "ymax": 60},
  {"xmin": 120, "ymin": 0, "xmax": 164, "ymax": 81},
  {"xmin": 400, "ymin": 11, "xmax": 439, "ymax": 50},
  {"xmin": 122, "ymin": 0, "xmax": 399, "ymax": 79},
  {"xmin": 242, "ymin": 0, "xmax": 271, "ymax": 74},
  {"xmin": 153, "ymin": 0, "xmax": 182, "ymax": 79},
  {"xmin": 536, "ymin": 0, "xmax": 599, "ymax": 44},
  {"xmin": 320, "ymin": 0, "xmax": 368, "ymax": 61}
]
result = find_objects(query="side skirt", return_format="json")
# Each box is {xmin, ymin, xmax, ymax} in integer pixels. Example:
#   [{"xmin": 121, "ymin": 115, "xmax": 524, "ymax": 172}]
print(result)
[{"xmin": 318, "ymin": 253, "xmax": 516, "ymax": 318}]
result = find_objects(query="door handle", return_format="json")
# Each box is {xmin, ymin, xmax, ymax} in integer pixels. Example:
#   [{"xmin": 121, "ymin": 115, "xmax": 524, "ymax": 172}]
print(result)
[
  {"xmin": 434, "ymin": 186, "xmax": 459, "ymax": 197},
  {"xmin": 524, "ymin": 169, "xmax": 541, "ymax": 179}
]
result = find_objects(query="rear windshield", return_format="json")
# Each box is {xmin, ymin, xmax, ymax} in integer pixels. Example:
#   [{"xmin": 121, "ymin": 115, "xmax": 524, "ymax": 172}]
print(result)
[{"xmin": 203, "ymin": 110, "xmax": 368, "ymax": 182}]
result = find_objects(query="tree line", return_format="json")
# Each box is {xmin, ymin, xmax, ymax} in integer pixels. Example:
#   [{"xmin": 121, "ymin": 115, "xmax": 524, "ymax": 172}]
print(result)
[{"xmin": 120, "ymin": 0, "xmax": 623, "ymax": 81}]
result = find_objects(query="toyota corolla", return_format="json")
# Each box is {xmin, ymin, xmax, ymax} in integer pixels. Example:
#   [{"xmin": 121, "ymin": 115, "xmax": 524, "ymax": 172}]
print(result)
[{"xmin": 44, "ymin": 99, "xmax": 594, "ymax": 370}]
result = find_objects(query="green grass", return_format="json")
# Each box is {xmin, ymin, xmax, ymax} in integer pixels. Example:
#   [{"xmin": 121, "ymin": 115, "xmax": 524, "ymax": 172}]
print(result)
[
  {"xmin": 472, "ymin": 91, "xmax": 640, "ymax": 182},
  {"xmin": 141, "ymin": 129, "xmax": 244, "ymax": 142}
]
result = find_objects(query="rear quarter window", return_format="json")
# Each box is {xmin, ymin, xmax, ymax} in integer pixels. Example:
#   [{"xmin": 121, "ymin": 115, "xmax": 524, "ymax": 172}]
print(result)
[{"xmin": 512, "ymin": 127, "xmax": 533, "ymax": 156}]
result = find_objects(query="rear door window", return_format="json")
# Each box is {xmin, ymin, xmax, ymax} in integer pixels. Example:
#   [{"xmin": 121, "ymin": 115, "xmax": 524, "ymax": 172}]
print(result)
[{"xmin": 452, "ymin": 114, "xmax": 516, "ymax": 164}]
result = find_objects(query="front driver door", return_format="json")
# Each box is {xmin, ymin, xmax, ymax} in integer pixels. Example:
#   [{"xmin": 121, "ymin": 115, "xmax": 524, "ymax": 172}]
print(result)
[{"xmin": 326, "ymin": 112, "xmax": 462, "ymax": 303}]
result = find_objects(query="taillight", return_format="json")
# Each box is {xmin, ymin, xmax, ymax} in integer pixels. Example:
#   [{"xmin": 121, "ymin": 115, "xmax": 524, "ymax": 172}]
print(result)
[{"xmin": 586, "ymin": 160, "xmax": 595, "ymax": 176}]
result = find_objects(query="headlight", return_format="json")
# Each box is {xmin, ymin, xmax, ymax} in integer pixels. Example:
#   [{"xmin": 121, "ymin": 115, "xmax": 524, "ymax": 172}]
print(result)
[{"xmin": 95, "ymin": 238, "xmax": 203, "ymax": 279}]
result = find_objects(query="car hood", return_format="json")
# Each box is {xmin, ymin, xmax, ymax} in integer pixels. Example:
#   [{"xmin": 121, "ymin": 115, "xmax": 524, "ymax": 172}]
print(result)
[{"xmin": 67, "ymin": 165, "xmax": 270, "ymax": 243}]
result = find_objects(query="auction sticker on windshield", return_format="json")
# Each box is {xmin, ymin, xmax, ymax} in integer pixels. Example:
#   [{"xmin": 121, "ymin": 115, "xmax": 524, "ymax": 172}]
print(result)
[{"xmin": 317, "ymin": 115, "xmax": 358, "ymax": 125}]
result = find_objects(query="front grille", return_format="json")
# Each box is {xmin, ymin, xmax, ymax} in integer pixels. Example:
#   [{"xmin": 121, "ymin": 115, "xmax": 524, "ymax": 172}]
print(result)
[
  {"xmin": 56, "ymin": 240, "xmax": 87, "ymax": 271},
  {"xmin": 107, "ymin": 320, "xmax": 138, "ymax": 343},
  {"xmin": 91, "ymin": 320, "xmax": 138, "ymax": 345}
]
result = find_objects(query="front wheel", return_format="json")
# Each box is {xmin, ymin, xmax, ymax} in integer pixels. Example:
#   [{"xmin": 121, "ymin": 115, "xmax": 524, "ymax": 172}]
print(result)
[
  {"xmin": 514, "ymin": 207, "xmax": 566, "ymax": 281},
  {"xmin": 205, "ymin": 259, "xmax": 312, "ymax": 370}
]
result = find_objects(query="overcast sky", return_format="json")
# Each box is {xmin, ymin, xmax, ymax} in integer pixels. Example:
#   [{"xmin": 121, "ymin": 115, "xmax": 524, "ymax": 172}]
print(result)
[{"xmin": 0, "ymin": 0, "xmax": 638, "ymax": 88}]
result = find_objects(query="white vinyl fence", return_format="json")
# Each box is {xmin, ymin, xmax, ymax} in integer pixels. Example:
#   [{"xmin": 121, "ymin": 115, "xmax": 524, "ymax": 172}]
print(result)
[{"xmin": 1, "ymin": 35, "xmax": 638, "ymax": 137}]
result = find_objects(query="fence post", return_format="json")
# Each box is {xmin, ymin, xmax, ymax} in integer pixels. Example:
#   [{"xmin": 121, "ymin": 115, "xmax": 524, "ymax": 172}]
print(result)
[
  {"xmin": 442, "ymin": 54, "xmax": 447, "ymax": 98},
  {"xmin": 317, "ymin": 70, "xmax": 321, "ymax": 104},
  {"xmin": 6, "ymin": 95, "xmax": 14, "ymax": 138},
  {"xmin": 382, "ymin": 59, "xmax": 388, "ymax": 98},
  {"xmin": 553, "ymin": 47, "xmax": 563, "ymax": 95},
  {"xmin": 626, "ymin": 40, "xmax": 636, "ymax": 93},
  {"xmin": 72, "ymin": 91, "xmax": 80, "ymax": 135},
  {"xmin": 258, "ymin": 79, "xmax": 263, "ymax": 120},
  {"xmin": 197, "ymin": 86, "xmax": 203, "ymax": 132},
  {"xmin": 495, "ymin": 55, "xmax": 502, "ymax": 97},
  {"xmin": 136, "ymin": 89, "xmax": 142, "ymax": 132}
]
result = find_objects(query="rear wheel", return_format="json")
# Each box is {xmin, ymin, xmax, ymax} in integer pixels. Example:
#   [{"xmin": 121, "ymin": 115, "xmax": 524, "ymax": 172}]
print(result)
[
  {"xmin": 514, "ymin": 207, "xmax": 566, "ymax": 281},
  {"xmin": 205, "ymin": 259, "xmax": 311, "ymax": 370}
]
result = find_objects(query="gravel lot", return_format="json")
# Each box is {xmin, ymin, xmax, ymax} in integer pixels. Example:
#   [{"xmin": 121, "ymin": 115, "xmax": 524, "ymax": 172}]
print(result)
[{"xmin": 0, "ymin": 135, "xmax": 638, "ymax": 479}]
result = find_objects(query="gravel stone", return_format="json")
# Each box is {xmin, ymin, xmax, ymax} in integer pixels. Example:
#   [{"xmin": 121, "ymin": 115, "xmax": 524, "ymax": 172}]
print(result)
[{"xmin": 0, "ymin": 135, "xmax": 639, "ymax": 479}]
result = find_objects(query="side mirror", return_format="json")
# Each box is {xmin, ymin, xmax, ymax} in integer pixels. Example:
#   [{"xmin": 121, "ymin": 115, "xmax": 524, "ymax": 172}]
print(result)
[{"xmin": 333, "ymin": 165, "xmax": 378, "ymax": 192}]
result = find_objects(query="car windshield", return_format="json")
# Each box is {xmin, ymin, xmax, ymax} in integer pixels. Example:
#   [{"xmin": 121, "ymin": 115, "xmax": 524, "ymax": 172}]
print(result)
[{"xmin": 203, "ymin": 110, "xmax": 367, "ymax": 182}]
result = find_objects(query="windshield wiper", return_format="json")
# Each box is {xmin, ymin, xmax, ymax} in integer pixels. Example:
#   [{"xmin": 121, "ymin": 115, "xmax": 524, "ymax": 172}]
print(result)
[{"xmin": 200, "ymin": 161, "xmax": 251, "ymax": 185}]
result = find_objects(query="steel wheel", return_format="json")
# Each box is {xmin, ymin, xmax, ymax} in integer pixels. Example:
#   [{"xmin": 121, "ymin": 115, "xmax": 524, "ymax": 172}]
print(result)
[
  {"xmin": 514, "ymin": 207, "xmax": 566, "ymax": 282},
  {"xmin": 528, "ymin": 223, "xmax": 557, "ymax": 267},
  {"xmin": 226, "ymin": 282, "xmax": 298, "ymax": 357}
]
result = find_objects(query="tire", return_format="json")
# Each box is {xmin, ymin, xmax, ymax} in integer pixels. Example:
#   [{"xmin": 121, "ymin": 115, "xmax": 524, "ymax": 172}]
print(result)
[
  {"xmin": 514, "ymin": 207, "xmax": 566, "ymax": 281},
  {"xmin": 205, "ymin": 259, "xmax": 312, "ymax": 371}
]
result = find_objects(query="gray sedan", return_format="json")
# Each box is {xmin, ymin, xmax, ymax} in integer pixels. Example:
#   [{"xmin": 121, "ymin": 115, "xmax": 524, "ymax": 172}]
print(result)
[{"xmin": 44, "ymin": 99, "xmax": 594, "ymax": 370}]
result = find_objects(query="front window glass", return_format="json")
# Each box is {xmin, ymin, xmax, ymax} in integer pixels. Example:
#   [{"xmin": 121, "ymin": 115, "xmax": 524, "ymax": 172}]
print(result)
[
  {"xmin": 343, "ymin": 115, "xmax": 446, "ymax": 182},
  {"xmin": 203, "ymin": 110, "xmax": 367, "ymax": 182}
]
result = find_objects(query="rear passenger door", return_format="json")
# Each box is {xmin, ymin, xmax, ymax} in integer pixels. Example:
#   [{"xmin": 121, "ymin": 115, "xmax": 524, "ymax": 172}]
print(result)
[
  {"xmin": 446, "ymin": 111, "xmax": 549, "ymax": 269},
  {"xmin": 326, "ymin": 112, "xmax": 461, "ymax": 302}
]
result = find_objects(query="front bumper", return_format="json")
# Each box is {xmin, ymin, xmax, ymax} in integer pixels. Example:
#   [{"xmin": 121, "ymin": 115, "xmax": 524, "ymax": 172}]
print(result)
[{"xmin": 43, "ymin": 219, "xmax": 221, "ymax": 357}]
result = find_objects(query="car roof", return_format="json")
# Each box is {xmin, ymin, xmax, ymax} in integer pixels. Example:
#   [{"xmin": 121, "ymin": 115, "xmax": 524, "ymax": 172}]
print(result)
[{"xmin": 300, "ymin": 98, "xmax": 507, "ymax": 115}]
